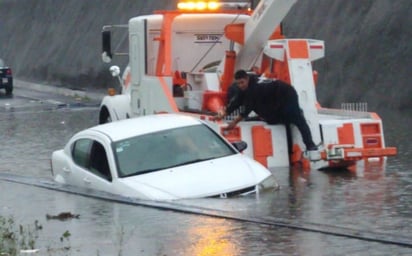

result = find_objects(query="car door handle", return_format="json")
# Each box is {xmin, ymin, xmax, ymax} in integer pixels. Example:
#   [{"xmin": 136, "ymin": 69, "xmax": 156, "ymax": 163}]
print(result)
[
  {"xmin": 62, "ymin": 167, "xmax": 70, "ymax": 173},
  {"xmin": 83, "ymin": 177, "xmax": 91, "ymax": 184}
]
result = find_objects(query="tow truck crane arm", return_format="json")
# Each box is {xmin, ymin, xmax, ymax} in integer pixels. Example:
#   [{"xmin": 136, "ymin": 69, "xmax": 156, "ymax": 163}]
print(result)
[{"xmin": 219, "ymin": 0, "xmax": 297, "ymax": 89}]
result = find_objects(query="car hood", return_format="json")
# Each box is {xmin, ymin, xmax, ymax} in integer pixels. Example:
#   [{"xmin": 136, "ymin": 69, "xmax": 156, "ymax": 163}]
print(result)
[{"xmin": 116, "ymin": 154, "xmax": 273, "ymax": 200}]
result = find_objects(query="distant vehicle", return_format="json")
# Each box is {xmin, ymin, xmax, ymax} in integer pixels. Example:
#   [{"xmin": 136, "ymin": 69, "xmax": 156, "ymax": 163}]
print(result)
[
  {"xmin": 51, "ymin": 114, "xmax": 277, "ymax": 200},
  {"xmin": 0, "ymin": 58, "xmax": 13, "ymax": 95}
]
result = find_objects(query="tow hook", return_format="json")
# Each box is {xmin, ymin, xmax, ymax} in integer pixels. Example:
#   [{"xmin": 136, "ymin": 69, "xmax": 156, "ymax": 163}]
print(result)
[{"xmin": 325, "ymin": 144, "xmax": 354, "ymax": 160}]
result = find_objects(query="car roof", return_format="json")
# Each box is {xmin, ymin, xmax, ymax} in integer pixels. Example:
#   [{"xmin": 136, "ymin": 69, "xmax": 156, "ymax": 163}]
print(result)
[{"xmin": 89, "ymin": 114, "xmax": 203, "ymax": 142}]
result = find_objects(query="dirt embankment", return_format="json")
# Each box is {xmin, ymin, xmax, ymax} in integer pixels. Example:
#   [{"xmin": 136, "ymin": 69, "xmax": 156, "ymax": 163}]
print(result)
[
  {"xmin": 0, "ymin": 0, "xmax": 410, "ymax": 111},
  {"xmin": 0, "ymin": 0, "xmax": 176, "ymax": 89}
]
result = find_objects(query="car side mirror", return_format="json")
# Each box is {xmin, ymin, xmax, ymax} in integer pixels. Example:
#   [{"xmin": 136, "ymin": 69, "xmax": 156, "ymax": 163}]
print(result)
[
  {"xmin": 109, "ymin": 66, "xmax": 120, "ymax": 77},
  {"xmin": 231, "ymin": 141, "xmax": 247, "ymax": 152}
]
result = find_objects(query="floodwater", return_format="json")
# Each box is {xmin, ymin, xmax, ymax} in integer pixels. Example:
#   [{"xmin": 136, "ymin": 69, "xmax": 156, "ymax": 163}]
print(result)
[{"xmin": 0, "ymin": 101, "xmax": 411, "ymax": 255}]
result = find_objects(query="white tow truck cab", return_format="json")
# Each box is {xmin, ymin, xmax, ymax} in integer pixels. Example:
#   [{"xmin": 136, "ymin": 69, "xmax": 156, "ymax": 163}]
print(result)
[{"xmin": 99, "ymin": 0, "xmax": 396, "ymax": 170}]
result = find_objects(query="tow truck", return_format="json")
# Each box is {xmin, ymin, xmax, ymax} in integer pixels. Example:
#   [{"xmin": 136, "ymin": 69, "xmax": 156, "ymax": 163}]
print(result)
[{"xmin": 98, "ymin": 0, "xmax": 396, "ymax": 170}]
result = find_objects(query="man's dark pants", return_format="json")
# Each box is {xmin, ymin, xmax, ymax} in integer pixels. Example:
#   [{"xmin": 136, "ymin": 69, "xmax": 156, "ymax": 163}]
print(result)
[{"xmin": 268, "ymin": 90, "xmax": 316, "ymax": 153}]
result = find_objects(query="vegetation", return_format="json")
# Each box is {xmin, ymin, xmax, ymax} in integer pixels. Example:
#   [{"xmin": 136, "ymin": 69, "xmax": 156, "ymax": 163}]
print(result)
[
  {"xmin": 0, "ymin": 215, "xmax": 72, "ymax": 256},
  {"xmin": 0, "ymin": 215, "xmax": 130, "ymax": 256},
  {"xmin": 0, "ymin": 216, "xmax": 42, "ymax": 255}
]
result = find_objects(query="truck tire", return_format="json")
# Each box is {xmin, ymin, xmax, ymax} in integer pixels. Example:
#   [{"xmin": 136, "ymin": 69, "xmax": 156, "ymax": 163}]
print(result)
[{"xmin": 5, "ymin": 86, "xmax": 13, "ymax": 95}]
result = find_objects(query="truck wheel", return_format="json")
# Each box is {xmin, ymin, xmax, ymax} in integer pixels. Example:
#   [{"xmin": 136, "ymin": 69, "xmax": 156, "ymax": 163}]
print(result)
[
  {"xmin": 5, "ymin": 86, "xmax": 13, "ymax": 95},
  {"xmin": 99, "ymin": 107, "xmax": 112, "ymax": 124}
]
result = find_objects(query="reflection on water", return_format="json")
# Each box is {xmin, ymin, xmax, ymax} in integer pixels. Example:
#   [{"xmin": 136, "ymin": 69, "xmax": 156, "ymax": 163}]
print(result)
[
  {"xmin": 0, "ymin": 108, "xmax": 411, "ymax": 255},
  {"xmin": 186, "ymin": 218, "xmax": 240, "ymax": 256}
]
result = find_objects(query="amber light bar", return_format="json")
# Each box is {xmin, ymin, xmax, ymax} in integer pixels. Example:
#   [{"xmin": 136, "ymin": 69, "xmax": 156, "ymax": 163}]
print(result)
[{"xmin": 177, "ymin": 1, "xmax": 250, "ymax": 11}]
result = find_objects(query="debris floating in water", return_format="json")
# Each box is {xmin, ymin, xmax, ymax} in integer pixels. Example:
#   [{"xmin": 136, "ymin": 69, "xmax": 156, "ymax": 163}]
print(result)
[{"xmin": 46, "ymin": 211, "xmax": 80, "ymax": 221}]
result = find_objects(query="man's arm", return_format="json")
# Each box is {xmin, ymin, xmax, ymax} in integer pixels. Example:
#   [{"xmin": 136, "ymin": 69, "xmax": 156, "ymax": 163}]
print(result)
[
  {"xmin": 213, "ymin": 84, "xmax": 242, "ymax": 121},
  {"xmin": 220, "ymin": 93, "xmax": 251, "ymax": 125},
  {"xmin": 225, "ymin": 115, "xmax": 243, "ymax": 130},
  {"xmin": 225, "ymin": 83, "xmax": 243, "ymax": 116},
  {"xmin": 214, "ymin": 109, "xmax": 226, "ymax": 120}
]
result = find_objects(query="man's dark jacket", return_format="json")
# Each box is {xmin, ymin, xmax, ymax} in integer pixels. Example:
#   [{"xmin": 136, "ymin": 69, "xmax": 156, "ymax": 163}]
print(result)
[{"xmin": 227, "ymin": 77, "xmax": 299, "ymax": 124}]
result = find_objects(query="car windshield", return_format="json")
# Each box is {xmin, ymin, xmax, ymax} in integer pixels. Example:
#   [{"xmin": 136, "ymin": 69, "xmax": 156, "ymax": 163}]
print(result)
[
  {"xmin": 0, "ymin": 59, "xmax": 4, "ymax": 67},
  {"xmin": 114, "ymin": 124, "xmax": 236, "ymax": 178}
]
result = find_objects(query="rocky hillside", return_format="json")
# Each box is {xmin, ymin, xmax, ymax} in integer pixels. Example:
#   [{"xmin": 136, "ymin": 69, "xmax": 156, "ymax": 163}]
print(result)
[
  {"xmin": 0, "ymin": 0, "xmax": 410, "ymax": 111},
  {"xmin": 284, "ymin": 0, "xmax": 412, "ymax": 112}
]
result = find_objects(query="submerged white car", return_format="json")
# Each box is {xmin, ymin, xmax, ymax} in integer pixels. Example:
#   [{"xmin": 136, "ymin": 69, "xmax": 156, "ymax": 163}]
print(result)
[{"xmin": 51, "ymin": 114, "xmax": 277, "ymax": 200}]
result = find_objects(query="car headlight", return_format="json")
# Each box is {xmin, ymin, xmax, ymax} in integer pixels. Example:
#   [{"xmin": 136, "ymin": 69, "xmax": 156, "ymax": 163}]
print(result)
[{"xmin": 256, "ymin": 175, "xmax": 279, "ymax": 192}]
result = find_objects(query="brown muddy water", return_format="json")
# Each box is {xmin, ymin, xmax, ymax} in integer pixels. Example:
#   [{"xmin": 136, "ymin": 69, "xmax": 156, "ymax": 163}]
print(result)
[{"xmin": 0, "ymin": 103, "xmax": 411, "ymax": 255}]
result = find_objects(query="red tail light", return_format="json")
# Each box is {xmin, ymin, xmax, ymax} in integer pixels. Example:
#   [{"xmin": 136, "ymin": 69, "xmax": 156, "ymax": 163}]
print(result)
[{"xmin": 6, "ymin": 69, "xmax": 12, "ymax": 75}]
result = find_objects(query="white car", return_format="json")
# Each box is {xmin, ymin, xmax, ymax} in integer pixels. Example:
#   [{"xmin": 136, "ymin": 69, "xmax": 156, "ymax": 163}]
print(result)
[{"xmin": 51, "ymin": 114, "xmax": 277, "ymax": 200}]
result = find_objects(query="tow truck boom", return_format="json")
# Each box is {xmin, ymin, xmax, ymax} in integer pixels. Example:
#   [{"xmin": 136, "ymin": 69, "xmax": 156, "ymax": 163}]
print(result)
[{"xmin": 236, "ymin": 0, "xmax": 296, "ymax": 70}]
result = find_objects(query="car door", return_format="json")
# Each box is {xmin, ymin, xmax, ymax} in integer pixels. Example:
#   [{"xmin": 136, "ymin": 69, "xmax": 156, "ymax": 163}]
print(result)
[{"xmin": 70, "ymin": 137, "xmax": 114, "ymax": 193}]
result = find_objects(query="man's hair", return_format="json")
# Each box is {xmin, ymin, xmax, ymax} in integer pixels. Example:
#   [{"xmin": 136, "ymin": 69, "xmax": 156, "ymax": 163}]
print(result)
[{"xmin": 234, "ymin": 69, "xmax": 248, "ymax": 80}]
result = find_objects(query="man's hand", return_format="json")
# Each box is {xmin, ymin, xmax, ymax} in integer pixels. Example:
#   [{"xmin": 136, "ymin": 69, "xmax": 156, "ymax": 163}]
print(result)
[
  {"xmin": 212, "ymin": 109, "xmax": 226, "ymax": 121},
  {"xmin": 224, "ymin": 121, "xmax": 237, "ymax": 130},
  {"xmin": 223, "ymin": 115, "xmax": 243, "ymax": 130}
]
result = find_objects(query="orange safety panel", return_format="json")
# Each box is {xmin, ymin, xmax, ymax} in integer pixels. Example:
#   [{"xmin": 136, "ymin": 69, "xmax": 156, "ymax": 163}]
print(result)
[
  {"xmin": 337, "ymin": 123, "xmax": 355, "ymax": 145},
  {"xmin": 251, "ymin": 126, "xmax": 273, "ymax": 167},
  {"xmin": 360, "ymin": 123, "xmax": 382, "ymax": 148},
  {"xmin": 224, "ymin": 23, "xmax": 245, "ymax": 45},
  {"xmin": 360, "ymin": 123, "xmax": 381, "ymax": 134},
  {"xmin": 202, "ymin": 91, "xmax": 226, "ymax": 112},
  {"xmin": 362, "ymin": 136, "xmax": 382, "ymax": 148},
  {"xmin": 288, "ymin": 40, "xmax": 309, "ymax": 59}
]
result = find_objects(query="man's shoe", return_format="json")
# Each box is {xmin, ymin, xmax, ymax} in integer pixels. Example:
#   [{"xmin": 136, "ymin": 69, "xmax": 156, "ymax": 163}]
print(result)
[{"xmin": 306, "ymin": 143, "xmax": 321, "ymax": 161}]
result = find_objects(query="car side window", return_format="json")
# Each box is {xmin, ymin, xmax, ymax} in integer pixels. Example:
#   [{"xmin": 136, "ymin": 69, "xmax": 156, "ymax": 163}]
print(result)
[
  {"xmin": 72, "ymin": 139, "xmax": 92, "ymax": 169},
  {"xmin": 72, "ymin": 139, "xmax": 112, "ymax": 182},
  {"xmin": 89, "ymin": 141, "xmax": 112, "ymax": 182}
]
